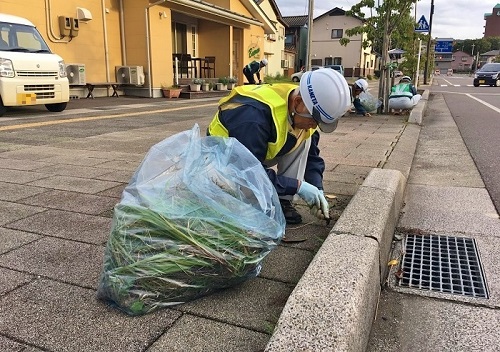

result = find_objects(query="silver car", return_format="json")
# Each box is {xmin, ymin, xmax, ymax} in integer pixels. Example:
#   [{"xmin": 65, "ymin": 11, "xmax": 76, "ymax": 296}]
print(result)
[{"xmin": 291, "ymin": 65, "xmax": 323, "ymax": 82}]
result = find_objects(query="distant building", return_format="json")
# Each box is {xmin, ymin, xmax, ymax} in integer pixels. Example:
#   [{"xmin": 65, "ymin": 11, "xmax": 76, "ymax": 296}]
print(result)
[
  {"xmin": 484, "ymin": 3, "xmax": 500, "ymax": 37},
  {"xmin": 282, "ymin": 7, "xmax": 376, "ymax": 77},
  {"xmin": 433, "ymin": 38, "xmax": 454, "ymax": 72},
  {"xmin": 480, "ymin": 49, "xmax": 500, "ymax": 64},
  {"xmin": 450, "ymin": 51, "xmax": 474, "ymax": 72}
]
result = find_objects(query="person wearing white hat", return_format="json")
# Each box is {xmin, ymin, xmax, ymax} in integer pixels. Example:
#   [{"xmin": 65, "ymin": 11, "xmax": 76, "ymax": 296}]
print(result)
[
  {"xmin": 243, "ymin": 58, "xmax": 268, "ymax": 84},
  {"xmin": 351, "ymin": 78, "xmax": 371, "ymax": 117},
  {"xmin": 208, "ymin": 68, "xmax": 351, "ymax": 224},
  {"xmin": 388, "ymin": 76, "xmax": 421, "ymax": 114}
]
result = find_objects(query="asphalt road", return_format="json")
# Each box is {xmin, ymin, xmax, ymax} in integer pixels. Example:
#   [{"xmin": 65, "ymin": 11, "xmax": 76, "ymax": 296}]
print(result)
[{"xmin": 430, "ymin": 74, "xmax": 500, "ymax": 213}]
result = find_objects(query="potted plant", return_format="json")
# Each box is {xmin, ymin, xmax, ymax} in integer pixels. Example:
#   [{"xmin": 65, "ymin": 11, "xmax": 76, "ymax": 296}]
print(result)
[
  {"xmin": 162, "ymin": 84, "xmax": 182, "ymax": 98},
  {"xmin": 190, "ymin": 78, "xmax": 203, "ymax": 92},
  {"xmin": 201, "ymin": 79, "xmax": 210, "ymax": 91},
  {"xmin": 216, "ymin": 77, "xmax": 228, "ymax": 90},
  {"xmin": 227, "ymin": 76, "xmax": 237, "ymax": 90}
]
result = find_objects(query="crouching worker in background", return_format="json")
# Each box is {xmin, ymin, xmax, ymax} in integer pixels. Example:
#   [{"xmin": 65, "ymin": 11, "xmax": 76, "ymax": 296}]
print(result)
[
  {"xmin": 243, "ymin": 59, "xmax": 268, "ymax": 85},
  {"xmin": 208, "ymin": 68, "xmax": 351, "ymax": 225},
  {"xmin": 350, "ymin": 78, "xmax": 371, "ymax": 117},
  {"xmin": 388, "ymin": 76, "xmax": 421, "ymax": 115}
]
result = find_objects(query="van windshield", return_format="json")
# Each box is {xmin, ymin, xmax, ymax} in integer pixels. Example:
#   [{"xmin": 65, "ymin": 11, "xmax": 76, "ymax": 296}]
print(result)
[{"xmin": 0, "ymin": 22, "xmax": 51, "ymax": 53}]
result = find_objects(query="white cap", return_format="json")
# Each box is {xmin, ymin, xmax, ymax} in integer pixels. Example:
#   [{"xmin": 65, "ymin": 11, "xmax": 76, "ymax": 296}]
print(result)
[
  {"xmin": 299, "ymin": 68, "xmax": 351, "ymax": 133},
  {"xmin": 354, "ymin": 78, "xmax": 369, "ymax": 92},
  {"xmin": 260, "ymin": 59, "xmax": 268, "ymax": 66}
]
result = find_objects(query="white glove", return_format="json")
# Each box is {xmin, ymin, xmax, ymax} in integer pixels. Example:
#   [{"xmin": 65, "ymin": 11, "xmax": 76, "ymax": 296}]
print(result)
[
  {"xmin": 297, "ymin": 181, "xmax": 321, "ymax": 208},
  {"xmin": 310, "ymin": 190, "xmax": 330, "ymax": 221}
]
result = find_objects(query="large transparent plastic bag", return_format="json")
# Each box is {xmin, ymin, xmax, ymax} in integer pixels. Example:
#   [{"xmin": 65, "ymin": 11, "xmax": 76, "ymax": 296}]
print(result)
[
  {"xmin": 97, "ymin": 124, "xmax": 285, "ymax": 315},
  {"xmin": 359, "ymin": 91, "xmax": 382, "ymax": 113}
]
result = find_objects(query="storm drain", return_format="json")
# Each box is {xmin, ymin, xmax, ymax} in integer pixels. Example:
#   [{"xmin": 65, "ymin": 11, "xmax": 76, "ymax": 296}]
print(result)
[{"xmin": 399, "ymin": 234, "xmax": 488, "ymax": 298}]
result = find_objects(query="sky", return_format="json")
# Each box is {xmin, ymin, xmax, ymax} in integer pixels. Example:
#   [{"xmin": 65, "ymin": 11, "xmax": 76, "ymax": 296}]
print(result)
[{"xmin": 273, "ymin": 0, "xmax": 496, "ymax": 40}]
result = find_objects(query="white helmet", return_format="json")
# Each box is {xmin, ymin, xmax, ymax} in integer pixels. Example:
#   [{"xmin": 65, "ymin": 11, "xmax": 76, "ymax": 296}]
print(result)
[
  {"xmin": 299, "ymin": 68, "xmax": 351, "ymax": 133},
  {"xmin": 260, "ymin": 59, "xmax": 268, "ymax": 66},
  {"xmin": 354, "ymin": 78, "xmax": 369, "ymax": 92},
  {"xmin": 400, "ymin": 75, "xmax": 411, "ymax": 82}
]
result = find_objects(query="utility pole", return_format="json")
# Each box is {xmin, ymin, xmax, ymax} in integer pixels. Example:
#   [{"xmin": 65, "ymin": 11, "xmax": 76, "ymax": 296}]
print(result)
[
  {"xmin": 471, "ymin": 44, "xmax": 475, "ymax": 74},
  {"xmin": 305, "ymin": 0, "xmax": 314, "ymax": 71},
  {"xmin": 423, "ymin": 0, "xmax": 434, "ymax": 85}
]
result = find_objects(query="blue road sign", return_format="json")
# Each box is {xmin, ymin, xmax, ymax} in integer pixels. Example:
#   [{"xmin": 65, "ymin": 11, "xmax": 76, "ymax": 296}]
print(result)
[
  {"xmin": 435, "ymin": 40, "xmax": 453, "ymax": 53},
  {"xmin": 415, "ymin": 15, "xmax": 429, "ymax": 33}
]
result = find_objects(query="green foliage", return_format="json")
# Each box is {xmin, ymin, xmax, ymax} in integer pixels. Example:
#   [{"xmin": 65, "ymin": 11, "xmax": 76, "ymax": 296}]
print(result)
[
  {"xmin": 262, "ymin": 72, "xmax": 295, "ymax": 84},
  {"xmin": 191, "ymin": 78, "xmax": 203, "ymax": 85},
  {"xmin": 343, "ymin": 0, "xmax": 419, "ymax": 54},
  {"xmin": 218, "ymin": 77, "xmax": 229, "ymax": 85},
  {"xmin": 453, "ymin": 36, "xmax": 500, "ymax": 55}
]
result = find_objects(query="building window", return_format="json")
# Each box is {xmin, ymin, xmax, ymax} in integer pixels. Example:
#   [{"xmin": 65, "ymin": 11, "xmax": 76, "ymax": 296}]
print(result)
[
  {"xmin": 461, "ymin": 56, "xmax": 468, "ymax": 62},
  {"xmin": 325, "ymin": 57, "xmax": 333, "ymax": 65},
  {"xmin": 311, "ymin": 59, "xmax": 322, "ymax": 66},
  {"xmin": 333, "ymin": 57, "xmax": 342, "ymax": 65},
  {"xmin": 331, "ymin": 29, "xmax": 343, "ymax": 39}
]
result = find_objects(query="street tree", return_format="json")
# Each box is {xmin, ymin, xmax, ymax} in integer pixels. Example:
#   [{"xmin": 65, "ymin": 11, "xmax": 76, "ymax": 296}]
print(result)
[{"xmin": 341, "ymin": 0, "xmax": 420, "ymax": 112}]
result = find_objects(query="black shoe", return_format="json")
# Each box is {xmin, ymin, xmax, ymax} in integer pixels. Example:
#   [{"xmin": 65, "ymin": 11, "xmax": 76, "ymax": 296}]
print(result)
[{"xmin": 280, "ymin": 199, "xmax": 302, "ymax": 224}]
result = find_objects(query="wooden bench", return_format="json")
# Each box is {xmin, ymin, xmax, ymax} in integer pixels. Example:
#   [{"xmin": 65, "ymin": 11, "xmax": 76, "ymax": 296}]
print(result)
[{"xmin": 85, "ymin": 82, "xmax": 120, "ymax": 99}]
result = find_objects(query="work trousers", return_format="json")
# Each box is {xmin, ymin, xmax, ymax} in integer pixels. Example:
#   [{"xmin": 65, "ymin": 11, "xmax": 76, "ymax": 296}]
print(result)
[
  {"xmin": 388, "ymin": 94, "xmax": 422, "ymax": 110},
  {"xmin": 243, "ymin": 67, "xmax": 256, "ymax": 84}
]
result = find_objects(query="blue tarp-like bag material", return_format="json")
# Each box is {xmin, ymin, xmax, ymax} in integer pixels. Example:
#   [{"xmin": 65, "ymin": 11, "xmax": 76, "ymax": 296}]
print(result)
[{"xmin": 97, "ymin": 124, "xmax": 285, "ymax": 315}]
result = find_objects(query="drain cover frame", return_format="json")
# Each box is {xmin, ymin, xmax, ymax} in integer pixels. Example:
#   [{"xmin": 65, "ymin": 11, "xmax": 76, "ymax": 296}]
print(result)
[{"xmin": 398, "ymin": 234, "xmax": 489, "ymax": 299}]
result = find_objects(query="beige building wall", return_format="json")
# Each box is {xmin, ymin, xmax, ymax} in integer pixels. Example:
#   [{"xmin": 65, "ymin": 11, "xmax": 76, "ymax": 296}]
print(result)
[
  {"xmin": 1, "ymin": 0, "xmax": 281, "ymax": 95},
  {"xmin": 259, "ymin": 1, "xmax": 285, "ymax": 77},
  {"xmin": 2, "ymin": 0, "xmax": 123, "ymax": 82},
  {"xmin": 311, "ymin": 13, "xmax": 375, "ymax": 76}
]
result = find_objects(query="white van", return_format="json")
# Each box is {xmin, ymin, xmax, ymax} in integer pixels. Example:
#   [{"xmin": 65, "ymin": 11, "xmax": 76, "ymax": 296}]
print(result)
[{"xmin": 0, "ymin": 13, "xmax": 69, "ymax": 116}]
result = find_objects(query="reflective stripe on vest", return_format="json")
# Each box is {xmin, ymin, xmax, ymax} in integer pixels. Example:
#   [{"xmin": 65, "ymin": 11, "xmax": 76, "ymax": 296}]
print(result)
[{"xmin": 208, "ymin": 84, "xmax": 314, "ymax": 160}]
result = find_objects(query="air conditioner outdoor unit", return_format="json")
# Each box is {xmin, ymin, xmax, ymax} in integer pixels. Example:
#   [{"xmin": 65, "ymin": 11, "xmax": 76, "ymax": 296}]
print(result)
[
  {"xmin": 281, "ymin": 59, "xmax": 289, "ymax": 68},
  {"xmin": 115, "ymin": 65, "xmax": 145, "ymax": 85},
  {"xmin": 66, "ymin": 64, "xmax": 86, "ymax": 85}
]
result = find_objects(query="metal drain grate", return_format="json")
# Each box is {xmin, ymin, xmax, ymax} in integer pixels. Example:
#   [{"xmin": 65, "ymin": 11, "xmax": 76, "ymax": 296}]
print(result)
[{"xmin": 399, "ymin": 234, "xmax": 488, "ymax": 298}]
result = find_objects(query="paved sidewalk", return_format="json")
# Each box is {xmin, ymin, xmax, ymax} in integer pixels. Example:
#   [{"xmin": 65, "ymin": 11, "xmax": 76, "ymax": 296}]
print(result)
[
  {"xmin": 368, "ymin": 92, "xmax": 500, "ymax": 351},
  {"xmin": 0, "ymin": 87, "xmax": 419, "ymax": 351}
]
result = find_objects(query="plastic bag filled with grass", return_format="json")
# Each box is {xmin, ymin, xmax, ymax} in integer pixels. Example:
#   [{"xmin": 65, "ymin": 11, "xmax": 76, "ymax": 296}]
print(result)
[
  {"xmin": 359, "ymin": 91, "xmax": 381, "ymax": 113},
  {"xmin": 97, "ymin": 124, "xmax": 286, "ymax": 315}
]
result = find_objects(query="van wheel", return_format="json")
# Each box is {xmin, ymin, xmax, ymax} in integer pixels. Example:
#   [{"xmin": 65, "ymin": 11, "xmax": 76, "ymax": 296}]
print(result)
[
  {"xmin": 473, "ymin": 83, "xmax": 479, "ymax": 87},
  {"xmin": 292, "ymin": 77, "xmax": 300, "ymax": 82},
  {"xmin": 45, "ymin": 102, "xmax": 67, "ymax": 112},
  {"xmin": 0, "ymin": 97, "xmax": 6, "ymax": 117}
]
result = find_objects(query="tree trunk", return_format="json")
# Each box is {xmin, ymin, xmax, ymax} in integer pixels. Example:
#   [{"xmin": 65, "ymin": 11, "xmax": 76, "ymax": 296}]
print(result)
[{"xmin": 378, "ymin": 8, "xmax": 391, "ymax": 113}]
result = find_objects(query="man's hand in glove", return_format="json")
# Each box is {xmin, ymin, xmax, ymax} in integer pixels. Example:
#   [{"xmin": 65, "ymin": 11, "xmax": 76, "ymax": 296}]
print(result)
[
  {"xmin": 297, "ymin": 182, "xmax": 330, "ymax": 221},
  {"xmin": 310, "ymin": 191, "xmax": 330, "ymax": 223}
]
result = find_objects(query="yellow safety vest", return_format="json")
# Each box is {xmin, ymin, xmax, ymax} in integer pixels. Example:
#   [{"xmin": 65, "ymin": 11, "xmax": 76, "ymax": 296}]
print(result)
[{"xmin": 208, "ymin": 84, "xmax": 315, "ymax": 160}]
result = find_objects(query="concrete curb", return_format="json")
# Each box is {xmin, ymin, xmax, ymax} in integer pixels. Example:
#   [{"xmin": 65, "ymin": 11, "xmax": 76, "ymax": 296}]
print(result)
[
  {"xmin": 265, "ymin": 169, "xmax": 406, "ymax": 352},
  {"xmin": 265, "ymin": 91, "xmax": 429, "ymax": 352}
]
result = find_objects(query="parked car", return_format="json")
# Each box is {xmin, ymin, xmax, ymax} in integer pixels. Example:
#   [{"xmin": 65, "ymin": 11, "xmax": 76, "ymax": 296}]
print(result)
[
  {"xmin": 291, "ymin": 65, "xmax": 322, "ymax": 82},
  {"xmin": 473, "ymin": 63, "xmax": 500, "ymax": 87},
  {"xmin": 447, "ymin": 68, "xmax": 453, "ymax": 76},
  {"xmin": 324, "ymin": 64, "xmax": 344, "ymax": 76},
  {"xmin": 434, "ymin": 69, "xmax": 440, "ymax": 75}
]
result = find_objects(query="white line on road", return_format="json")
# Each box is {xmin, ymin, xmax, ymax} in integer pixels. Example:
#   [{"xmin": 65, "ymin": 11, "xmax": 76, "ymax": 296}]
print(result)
[{"xmin": 466, "ymin": 94, "xmax": 500, "ymax": 113}]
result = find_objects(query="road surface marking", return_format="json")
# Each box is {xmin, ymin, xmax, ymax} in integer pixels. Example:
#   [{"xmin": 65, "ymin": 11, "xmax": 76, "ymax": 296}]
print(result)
[
  {"xmin": 466, "ymin": 94, "xmax": 500, "ymax": 113},
  {"xmin": 0, "ymin": 102, "xmax": 218, "ymax": 132}
]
